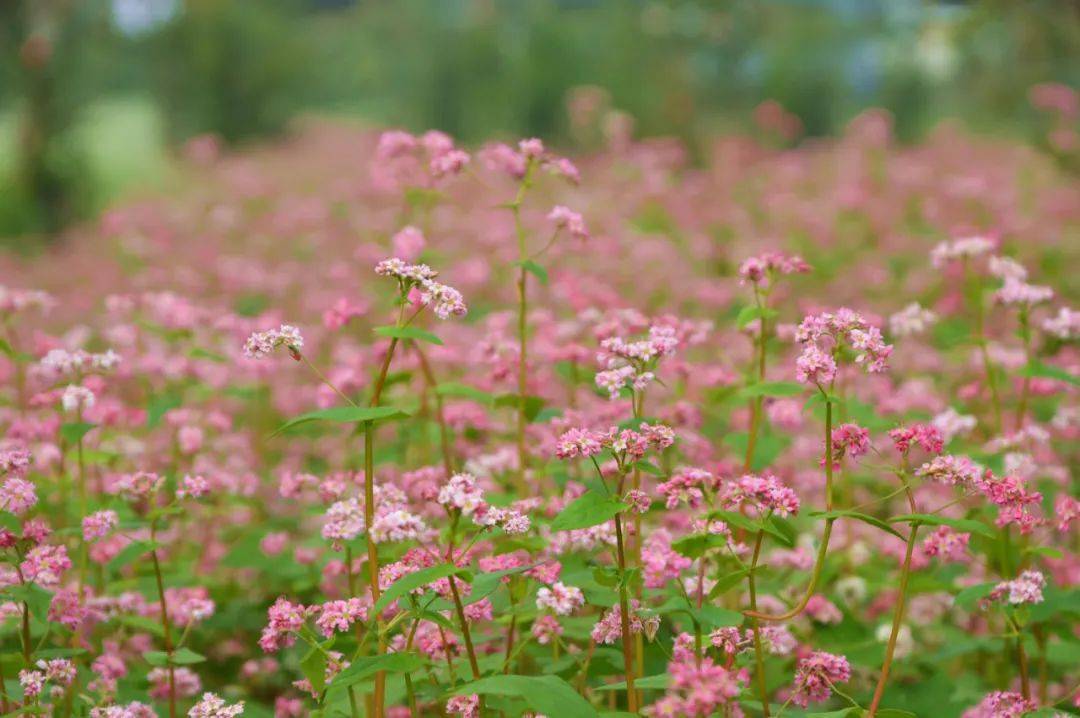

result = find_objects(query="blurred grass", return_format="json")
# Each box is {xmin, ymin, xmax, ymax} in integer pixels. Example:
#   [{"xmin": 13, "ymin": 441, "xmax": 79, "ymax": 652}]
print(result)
[{"xmin": 0, "ymin": 94, "xmax": 174, "ymax": 245}]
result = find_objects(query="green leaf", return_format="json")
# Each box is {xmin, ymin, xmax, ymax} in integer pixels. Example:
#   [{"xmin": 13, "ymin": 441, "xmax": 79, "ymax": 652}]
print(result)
[
  {"xmin": 60, "ymin": 422, "xmax": 96, "ymax": 444},
  {"xmin": 188, "ymin": 347, "xmax": 228, "ymax": 363},
  {"xmin": 146, "ymin": 392, "xmax": 182, "ymax": 428},
  {"xmin": 660, "ymin": 596, "xmax": 743, "ymax": 629},
  {"xmin": 671, "ymin": 533, "xmax": 729, "ymax": 559},
  {"xmin": 708, "ymin": 570, "xmax": 751, "ymax": 600},
  {"xmin": 170, "ymin": 647, "xmax": 206, "ymax": 665},
  {"xmin": 735, "ymin": 305, "xmax": 778, "ymax": 329},
  {"xmin": 325, "ymin": 652, "xmax": 425, "ymax": 697},
  {"xmin": 551, "ymin": 491, "xmax": 628, "ymax": 532},
  {"xmin": 143, "ymin": 651, "xmax": 169, "ymax": 667},
  {"xmin": 953, "ymin": 582, "xmax": 996, "ymax": 610},
  {"xmin": 1025, "ymin": 546, "xmax": 1064, "ymax": 559},
  {"xmin": 4, "ymin": 584, "xmax": 53, "ymax": 620},
  {"xmin": 373, "ymin": 563, "xmax": 469, "ymax": 615},
  {"xmin": 1022, "ymin": 361, "xmax": 1080, "ymax": 387},
  {"xmin": 515, "ymin": 259, "xmax": 549, "ymax": 285},
  {"xmin": 374, "ymin": 325, "xmax": 444, "ymax": 346},
  {"xmin": 596, "ymin": 673, "xmax": 670, "ymax": 691},
  {"xmin": 804, "ymin": 710, "xmax": 860, "ymax": 718},
  {"xmin": 435, "ymin": 382, "xmax": 495, "ymax": 406},
  {"xmin": 875, "ymin": 711, "xmax": 918, "ymax": 718},
  {"xmin": 493, "ymin": 393, "xmax": 546, "ymax": 422},
  {"xmin": 450, "ymin": 674, "xmax": 597, "ymax": 718},
  {"xmin": 300, "ymin": 645, "xmax": 328, "ymax": 695},
  {"xmin": 633, "ymin": 460, "xmax": 664, "ymax": 476},
  {"xmin": 0, "ymin": 337, "xmax": 14, "ymax": 358},
  {"xmin": 810, "ymin": 509, "xmax": 905, "ymax": 539},
  {"xmin": 738, "ymin": 381, "xmax": 805, "ymax": 399},
  {"xmin": 889, "ymin": 513, "xmax": 995, "ymax": 538},
  {"xmin": 107, "ymin": 540, "xmax": 156, "ymax": 571},
  {"xmin": 271, "ymin": 405, "xmax": 410, "ymax": 437}
]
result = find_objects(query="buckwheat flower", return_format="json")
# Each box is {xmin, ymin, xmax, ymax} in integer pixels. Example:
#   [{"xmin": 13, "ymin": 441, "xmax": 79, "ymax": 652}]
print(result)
[
  {"xmin": 112, "ymin": 471, "xmax": 165, "ymax": 500},
  {"xmin": 641, "ymin": 422, "xmax": 676, "ymax": 449},
  {"xmin": 932, "ymin": 407, "xmax": 977, "ymax": 443},
  {"xmin": 518, "ymin": 138, "xmax": 545, "ymax": 158},
  {"xmin": 446, "ymin": 694, "xmax": 479, "ymax": 718},
  {"xmin": 761, "ymin": 624, "xmax": 798, "ymax": 655},
  {"xmin": 930, "ymin": 236, "xmax": 995, "ymax": 268},
  {"xmin": 243, "ymin": 324, "xmax": 304, "ymax": 360},
  {"xmin": 91, "ymin": 704, "xmax": 156, "ymax": 718},
  {"xmin": 437, "ymin": 473, "xmax": 485, "ymax": 515},
  {"xmin": 37, "ymin": 658, "xmax": 76, "ymax": 686},
  {"xmin": 888, "ymin": 302, "xmax": 937, "ymax": 337},
  {"xmin": 595, "ymin": 365, "xmax": 636, "ymax": 399},
  {"xmin": 796, "ymin": 345, "xmax": 837, "ymax": 385},
  {"xmin": 259, "ymin": 597, "xmax": 309, "ymax": 653},
  {"xmin": 976, "ymin": 472, "xmax": 1042, "ymax": 533},
  {"xmin": 321, "ymin": 497, "xmax": 365, "ymax": 546},
  {"xmin": 916, "ymin": 454, "xmax": 981, "ymax": 489},
  {"xmin": 720, "ymin": 473, "xmax": 800, "ymax": 517},
  {"xmin": 391, "ymin": 225, "xmax": 426, "ymax": 261},
  {"xmin": 849, "ymin": 325, "xmax": 892, "ymax": 372},
  {"xmin": 555, "ymin": 427, "xmax": 603, "ymax": 459},
  {"xmin": 831, "ymin": 423, "xmax": 871, "ymax": 462},
  {"xmin": 988, "ymin": 570, "xmax": 1046, "ymax": 605},
  {"xmin": 177, "ymin": 474, "xmax": 210, "ymax": 500},
  {"xmin": 375, "ymin": 130, "xmax": 417, "ymax": 159},
  {"xmin": 625, "ymin": 489, "xmax": 650, "ymax": 514},
  {"xmin": 473, "ymin": 505, "xmax": 530, "ymax": 534},
  {"xmin": 920, "ymin": 526, "xmax": 970, "ymax": 563},
  {"xmin": 322, "ymin": 297, "xmax": 366, "ymax": 330},
  {"xmin": 188, "ymin": 692, "xmax": 245, "ymax": 718},
  {"xmin": 61, "ymin": 384, "xmax": 95, "ymax": 413},
  {"xmin": 0, "ymin": 448, "xmax": 32, "ymax": 476},
  {"xmin": 21, "ymin": 544, "xmax": 71, "ymax": 586},
  {"xmin": 806, "ymin": 594, "xmax": 843, "ymax": 624},
  {"xmin": 536, "ymin": 581, "xmax": 585, "ymax": 615},
  {"xmin": 19, "ymin": 669, "xmax": 45, "ymax": 699},
  {"xmin": 988, "ymin": 256, "xmax": 1028, "ymax": 281},
  {"xmin": 591, "ymin": 600, "xmax": 659, "ymax": 644},
  {"xmin": 314, "ymin": 598, "xmax": 368, "ymax": 638},
  {"xmin": 656, "ymin": 468, "xmax": 711, "ymax": 509},
  {"xmin": 478, "ymin": 142, "xmax": 527, "ymax": 177},
  {"xmin": 82, "ymin": 509, "xmax": 119, "ymax": 541},
  {"xmin": 374, "ymin": 258, "xmax": 438, "ymax": 283},
  {"xmin": 790, "ymin": 651, "xmax": 852, "ymax": 707},
  {"xmin": 1041, "ymin": 307, "xmax": 1080, "ymax": 340},
  {"xmin": 0, "ymin": 286, "xmax": 54, "ymax": 315},
  {"xmin": 430, "ymin": 149, "xmax": 470, "ymax": 178},
  {"xmin": 652, "ymin": 653, "xmax": 746, "ymax": 718},
  {"xmin": 738, "ymin": 251, "xmax": 811, "ymax": 285},
  {"xmin": 1054, "ymin": 494, "xmax": 1079, "ymax": 532},
  {"xmin": 962, "ymin": 691, "xmax": 1037, "ymax": 718},
  {"xmin": 889, "ymin": 423, "xmax": 944, "ymax": 455},
  {"xmin": 548, "ymin": 205, "xmax": 590, "ymax": 240},
  {"xmin": 547, "ymin": 156, "xmax": 581, "ymax": 184},
  {"xmin": 531, "ymin": 614, "xmax": 563, "ymax": 644},
  {"xmin": 419, "ymin": 280, "xmax": 468, "ymax": 319},
  {"xmin": 0, "ymin": 477, "xmax": 37, "ymax": 515},
  {"xmin": 995, "ymin": 278, "xmax": 1053, "ymax": 307}
]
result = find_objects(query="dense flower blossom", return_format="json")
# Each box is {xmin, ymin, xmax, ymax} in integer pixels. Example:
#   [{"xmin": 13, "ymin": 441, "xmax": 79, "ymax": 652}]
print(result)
[
  {"xmin": 548, "ymin": 205, "xmax": 589, "ymax": 240},
  {"xmin": 719, "ymin": 473, "xmax": 800, "ymax": 517},
  {"xmin": 243, "ymin": 324, "xmax": 304, "ymax": 360},
  {"xmin": 915, "ymin": 454, "xmax": 981, "ymax": 489},
  {"xmin": 1041, "ymin": 306, "xmax": 1080, "ymax": 339},
  {"xmin": 995, "ymin": 278, "xmax": 1053, "ymax": 307},
  {"xmin": 650, "ymin": 652, "xmax": 746, "ymax": 717},
  {"xmin": 0, "ymin": 476, "xmax": 37, "ymax": 515},
  {"xmin": 830, "ymin": 423, "xmax": 871, "ymax": 462},
  {"xmin": 988, "ymin": 570, "xmax": 1046, "ymax": 605},
  {"xmin": 61, "ymin": 384, "xmax": 95, "ymax": 413},
  {"xmin": 888, "ymin": 302, "xmax": 936, "ymax": 337},
  {"xmin": 40, "ymin": 348, "xmax": 121, "ymax": 376},
  {"xmin": 314, "ymin": 598, "xmax": 368, "ymax": 637},
  {"xmin": 591, "ymin": 600, "xmax": 660, "ymax": 644},
  {"xmin": 920, "ymin": 526, "xmax": 970, "ymax": 563},
  {"xmin": 535, "ymin": 581, "xmax": 585, "ymax": 615},
  {"xmin": 188, "ymin": 693, "xmax": 245, "ymax": 718},
  {"xmin": 930, "ymin": 236, "xmax": 995, "ymax": 267},
  {"xmin": 962, "ymin": 691, "xmax": 1037, "ymax": 718},
  {"xmin": 737, "ymin": 251, "xmax": 810, "ymax": 285},
  {"xmin": 445, "ymin": 694, "xmax": 479, "ymax": 718},
  {"xmin": 790, "ymin": 651, "xmax": 852, "ymax": 707},
  {"xmin": 889, "ymin": 423, "xmax": 944, "ymax": 455},
  {"xmin": 796, "ymin": 308, "xmax": 892, "ymax": 382},
  {"xmin": 83, "ymin": 509, "xmax": 119, "ymax": 540}
]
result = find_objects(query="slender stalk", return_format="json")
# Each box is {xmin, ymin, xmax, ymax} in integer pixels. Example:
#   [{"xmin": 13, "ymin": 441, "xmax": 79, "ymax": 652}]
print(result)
[
  {"xmin": 747, "ymin": 530, "xmax": 770, "ymax": 716},
  {"xmin": 866, "ymin": 523, "xmax": 918, "ymax": 716},
  {"xmin": 446, "ymin": 513, "xmax": 481, "ymax": 683},
  {"xmin": 744, "ymin": 284, "xmax": 768, "ymax": 471},
  {"xmin": 966, "ymin": 262, "xmax": 1002, "ymax": 433},
  {"xmin": 1008, "ymin": 615, "xmax": 1032, "ymax": 700},
  {"xmin": 1015, "ymin": 308, "xmax": 1032, "ymax": 430},
  {"xmin": 747, "ymin": 396, "xmax": 835, "ymax": 622},
  {"xmin": 365, "ymin": 335, "xmax": 400, "ymax": 718},
  {"xmin": 613, "ymin": 510, "xmax": 638, "ymax": 712},
  {"xmin": 510, "ymin": 161, "xmax": 536, "ymax": 491},
  {"xmin": 150, "ymin": 537, "xmax": 176, "ymax": 718}
]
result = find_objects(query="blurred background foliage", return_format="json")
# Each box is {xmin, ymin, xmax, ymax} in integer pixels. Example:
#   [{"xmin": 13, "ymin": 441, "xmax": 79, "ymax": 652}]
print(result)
[{"xmin": 0, "ymin": 0, "xmax": 1077, "ymax": 241}]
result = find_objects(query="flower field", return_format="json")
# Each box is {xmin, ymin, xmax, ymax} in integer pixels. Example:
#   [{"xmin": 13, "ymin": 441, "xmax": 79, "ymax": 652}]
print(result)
[{"xmin": 0, "ymin": 107, "xmax": 1077, "ymax": 718}]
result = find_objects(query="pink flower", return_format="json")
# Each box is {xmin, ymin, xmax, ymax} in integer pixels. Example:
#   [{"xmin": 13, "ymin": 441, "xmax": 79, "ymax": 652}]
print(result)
[
  {"xmin": 962, "ymin": 691, "xmax": 1036, "ymax": 718},
  {"xmin": 988, "ymin": 570, "xmax": 1046, "ymax": 605},
  {"xmin": 0, "ymin": 477, "xmax": 37, "ymax": 515},
  {"xmin": 548, "ymin": 205, "xmax": 590, "ymax": 240},
  {"xmin": 243, "ymin": 324, "xmax": 304, "ymax": 360},
  {"xmin": 790, "ymin": 651, "xmax": 851, "ymax": 707},
  {"xmin": 188, "ymin": 692, "xmax": 245, "ymax": 718},
  {"xmin": 535, "ymin": 581, "xmax": 585, "ymax": 615},
  {"xmin": 391, "ymin": 226, "xmax": 426, "ymax": 261},
  {"xmin": 82, "ymin": 510, "xmax": 119, "ymax": 541}
]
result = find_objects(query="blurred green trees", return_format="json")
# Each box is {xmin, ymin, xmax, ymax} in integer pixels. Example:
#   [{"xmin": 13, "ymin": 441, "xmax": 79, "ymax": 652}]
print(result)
[{"xmin": 0, "ymin": 0, "xmax": 1076, "ymax": 239}]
